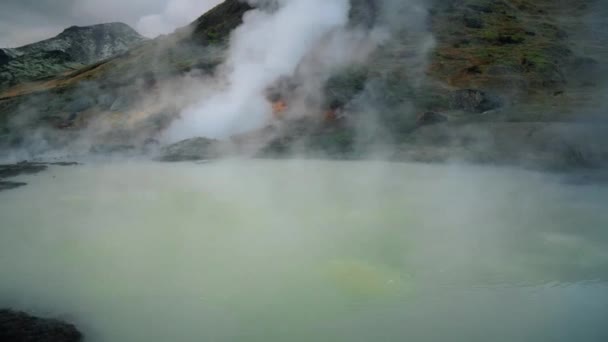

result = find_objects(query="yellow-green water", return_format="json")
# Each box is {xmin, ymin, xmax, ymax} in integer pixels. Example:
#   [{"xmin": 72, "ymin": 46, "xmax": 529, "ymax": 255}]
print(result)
[{"xmin": 1, "ymin": 160, "xmax": 608, "ymax": 341}]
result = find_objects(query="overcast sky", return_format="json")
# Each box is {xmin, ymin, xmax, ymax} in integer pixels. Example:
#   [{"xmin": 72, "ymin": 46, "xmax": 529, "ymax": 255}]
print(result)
[{"xmin": 0, "ymin": 0, "xmax": 223, "ymax": 48}]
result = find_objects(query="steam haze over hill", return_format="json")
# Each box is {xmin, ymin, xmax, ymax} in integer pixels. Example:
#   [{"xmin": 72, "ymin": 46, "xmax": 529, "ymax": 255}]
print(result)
[
  {"xmin": 0, "ymin": 0, "xmax": 606, "ymax": 170},
  {"xmin": 2, "ymin": 1, "xmax": 608, "ymax": 342}
]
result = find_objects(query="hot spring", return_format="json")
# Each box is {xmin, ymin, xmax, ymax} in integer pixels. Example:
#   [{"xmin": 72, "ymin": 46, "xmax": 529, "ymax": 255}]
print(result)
[{"xmin": 1, "ymin": 159, "xmax": 608, "ymax": 341}]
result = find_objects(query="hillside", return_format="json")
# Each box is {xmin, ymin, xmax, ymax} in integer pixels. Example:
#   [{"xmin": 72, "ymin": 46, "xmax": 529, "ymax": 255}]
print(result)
[
  {"xmin": 0, "ymin": 23, "xmax": 146, "ymax": 91},
  {"xmin": 0, "ymin": 1, "xmax": 251, "ymax": 154},
  {"xmin": 0, "ymin": 0, "xmax": 606, "ymax": 170}
]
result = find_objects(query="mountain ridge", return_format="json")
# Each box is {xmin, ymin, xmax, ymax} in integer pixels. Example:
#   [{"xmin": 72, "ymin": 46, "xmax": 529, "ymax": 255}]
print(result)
[{"xmin": 0, "ymin": 22, "xmax": 146, "ymax": 90}]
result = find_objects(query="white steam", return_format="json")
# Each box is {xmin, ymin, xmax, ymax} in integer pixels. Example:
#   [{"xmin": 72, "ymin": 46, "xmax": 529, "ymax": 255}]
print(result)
[
  {"xmin": 163, "ymin": 0, "xmax": 351, "ymax": 141},
  {"xmin": 136, "ymin": 0, "xmax": 223, "ymax": 38}
]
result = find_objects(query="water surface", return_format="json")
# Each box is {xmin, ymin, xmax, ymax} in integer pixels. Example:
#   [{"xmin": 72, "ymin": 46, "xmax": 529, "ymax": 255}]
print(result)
[{"xmin": 1, "ymin": 160, "xmax": 608, "ymax": 341}]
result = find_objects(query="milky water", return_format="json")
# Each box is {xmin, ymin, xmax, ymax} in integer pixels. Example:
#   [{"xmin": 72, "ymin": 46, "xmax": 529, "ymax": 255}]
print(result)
[{"xmin": 1, "ymin": 160, "xmax": 608, "ymax": 342}]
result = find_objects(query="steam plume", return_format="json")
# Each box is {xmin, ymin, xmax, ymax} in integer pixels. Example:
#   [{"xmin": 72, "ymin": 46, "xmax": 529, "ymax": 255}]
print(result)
[{"xmin": 163, "ymin": 0, "xmax": 352, "ymax": 141}]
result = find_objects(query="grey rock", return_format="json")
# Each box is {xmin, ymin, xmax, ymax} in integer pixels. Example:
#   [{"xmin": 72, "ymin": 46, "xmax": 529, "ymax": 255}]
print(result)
[{"xmin": 160, "ymin": 137, "xmax": 221, "ymax": 162}]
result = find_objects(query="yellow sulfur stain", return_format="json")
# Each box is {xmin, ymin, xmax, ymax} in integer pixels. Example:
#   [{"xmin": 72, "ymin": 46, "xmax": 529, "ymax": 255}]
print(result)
[{"xmin": 326, "ymin": 259, "xmax": 410, "ymax": 297}]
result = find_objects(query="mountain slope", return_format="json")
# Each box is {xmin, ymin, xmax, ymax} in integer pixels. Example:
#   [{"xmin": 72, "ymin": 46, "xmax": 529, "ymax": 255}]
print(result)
[
  {"xmin": 0, "ymin": 0, "xmax": 251, "ymax": 155},
  {"xmin": 0, "ymin": 0, "xmax": 606, "ymax": 169},
  {"xmin": 0, "ymin": 23, "xmax": 146, "ymax": 90}
]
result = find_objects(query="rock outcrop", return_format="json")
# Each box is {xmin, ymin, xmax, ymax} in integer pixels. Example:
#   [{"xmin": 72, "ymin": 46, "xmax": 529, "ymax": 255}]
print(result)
[{"xmin": 159, "ymin": 137, "xmax": 221, "ymax": 162}]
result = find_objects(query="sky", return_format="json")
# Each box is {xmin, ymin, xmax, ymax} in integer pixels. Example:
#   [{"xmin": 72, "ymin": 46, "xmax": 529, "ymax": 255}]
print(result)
[{"xmin": 0, "ymin": 0, "xmax": 223, "ymax": 48}]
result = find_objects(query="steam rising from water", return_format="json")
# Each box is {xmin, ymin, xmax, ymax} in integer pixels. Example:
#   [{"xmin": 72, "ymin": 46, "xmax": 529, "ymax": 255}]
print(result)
[{"xmin": 1, "ymin": 160, "xmax": 608, "ymax": 341}]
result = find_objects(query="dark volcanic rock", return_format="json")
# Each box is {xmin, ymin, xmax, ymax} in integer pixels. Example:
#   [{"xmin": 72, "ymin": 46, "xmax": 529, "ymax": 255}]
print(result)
[
  {"xmin": 49, "ymin": 162, "xmax": 80, "ymax": 166},
  {"xmin": 449, "ymin": 89, "xmax": 502, "ymax": 113},
  {"xmin": 0, "ymin": 162, "xmax": 47, "ymax": 179},
  {"xmin": 160, "ymin": 137, "xmax": 221, "ymax": 162},
  {"xmin": 0, "ymin": 161, "xmax": 79, "ymax": 192},
  {"xmin": 0, "ymin": 49, "xmax": 11, "ymax": 66},
  {"xmin": 0, "ymin": 309, "xmax": 82, "ymax": 342},
  {"xmin": 0, "ymin": 181, "xmax": 27, "ymax": 192}
]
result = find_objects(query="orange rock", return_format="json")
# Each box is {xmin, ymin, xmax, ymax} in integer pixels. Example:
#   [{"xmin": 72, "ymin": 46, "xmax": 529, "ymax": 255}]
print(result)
[
  {"xmin": 272, "ymin": 100, "xmax": 288, "ymax": 120},
  {"xmin": 324, "ymin": 109, "xmax": 338, "ymax": 122}
]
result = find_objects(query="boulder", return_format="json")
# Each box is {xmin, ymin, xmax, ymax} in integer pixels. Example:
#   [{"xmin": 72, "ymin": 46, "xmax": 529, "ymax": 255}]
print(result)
[
  {"xmin": 0, "ymin": 309, "xmax": 82, "ymax": 342},
  {"xmin": 159, "ymin": 137, "xmax": 221, "ymax": 162}
]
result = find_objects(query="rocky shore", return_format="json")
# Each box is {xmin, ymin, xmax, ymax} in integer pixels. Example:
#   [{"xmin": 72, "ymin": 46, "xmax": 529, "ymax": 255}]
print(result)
[
  {"xmin": 0, "ymin": 161, "xmax": 78, "ymax": 192},
  {"xmin": 156, "ymin": 120, "xmax": 608, "ymax": 175}
]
